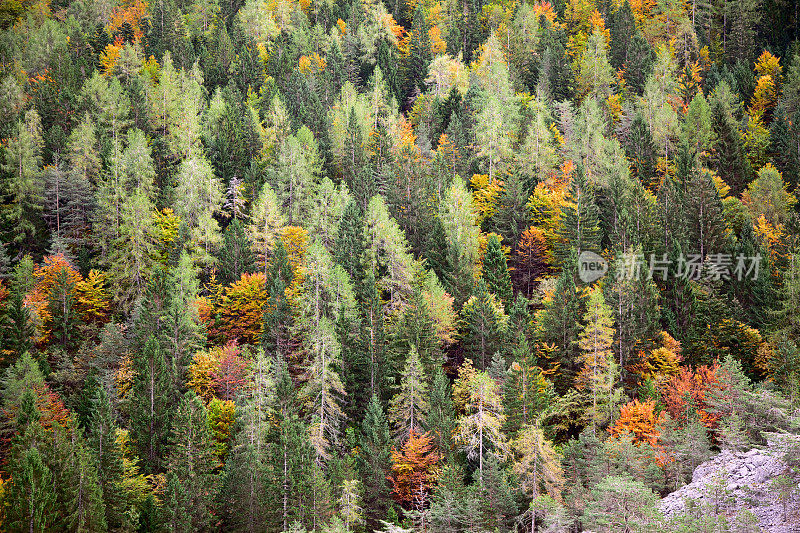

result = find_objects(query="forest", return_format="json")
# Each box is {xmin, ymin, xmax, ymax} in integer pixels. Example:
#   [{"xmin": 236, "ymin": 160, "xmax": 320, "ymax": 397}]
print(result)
[{"xmin": 0, "ymin": 0, "xmax": 799, "ymax": 530}]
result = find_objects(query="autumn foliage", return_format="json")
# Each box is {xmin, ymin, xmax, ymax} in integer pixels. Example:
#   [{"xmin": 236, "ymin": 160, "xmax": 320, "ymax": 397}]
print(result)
[
  {"xmin": 389, "ymin": 430, "xmax": 440, "ymax": 511},
  {"xmin": 201, "ymin": 272, "xmax": 269, "ymax": 345},
  {"xmin": 609, "ymin": 399, "xmax": 664, "ymax": 446},
  {"xmin": 663, "ymin": 364, "xmax": 720, "ymax": 429}
]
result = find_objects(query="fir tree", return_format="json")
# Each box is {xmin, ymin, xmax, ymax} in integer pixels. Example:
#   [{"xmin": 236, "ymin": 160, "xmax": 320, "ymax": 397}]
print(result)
[
  {"xmin": 130, "ymin": 336, "xmax": 172, "ymax": 474},
  {"xmin": 358, "ymin": 395, "xmax": 392, "ymax": 530},
  {"xmin": 482, "ymin": 233, "xmax": 513, "ymax": 305},
  {"xmin": 164, "ymin": 392, "xmax": 217, "ymax": 532},
  {"xmin": 219, "ymin": 218, "xmax": 256, "ymax": 285}
]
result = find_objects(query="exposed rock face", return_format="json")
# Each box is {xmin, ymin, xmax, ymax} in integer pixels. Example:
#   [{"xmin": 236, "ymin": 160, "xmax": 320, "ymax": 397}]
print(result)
[{"xmin": 660, "ymin": 435, "xmax": 800, "ymax": 532}]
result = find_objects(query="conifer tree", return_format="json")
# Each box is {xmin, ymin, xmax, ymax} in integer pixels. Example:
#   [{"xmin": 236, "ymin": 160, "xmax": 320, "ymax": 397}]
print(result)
[
  {"xmin": 460, "ymin": 280, "xmax": 509, "ymax": 371},
  {"xmin": 535, "ymin": 254, "xmax": 583, "ymax": 387},
  {"xmin": 219, "ymin": 218, "xmax": 256, "ymax": 285},
  {"xmin": 165, "ymin": 392, "xmax": 217, "ymax": 532},
  {"xmin": 482, "ymin": 233, "xmax": 513, "ymax": 304},
  {"xmin": 86, "ymin": 387, "xmax": 128, "ymax": 529},
  {"xmin": 4, "ymin": 428, "xmax": 58, "ymax": 532},
  {"xmin": 130, "ymin": 336, "xmax": 172, "ymax": 473},
  {"xmin": 2, "ymin": 108, "xmax": 44, "ymax": 254},
  {"xmin": 576, "ymin": 287, "xmax": 618, "ymax": 433},
  {"xmin": 262, "ymin": 239, "xmax": 293, "ymax": 359},
  {"xmin": 389, "ymin": 346, "xmax": 429, "ymax": 440},
  {"xmin": 359, "ymin": 395, "xmax": 392, "ymax": 530},
  {"xmin": 555, "ymin": 166, "xmax": 601, "ymax": 264},
  {"xmin": 454, "ymin": 361, "xmax": 507, "ymax": 481},
  {"xmin": 513, "ymin": 423, "xmax": 564, "ymax": 532}
]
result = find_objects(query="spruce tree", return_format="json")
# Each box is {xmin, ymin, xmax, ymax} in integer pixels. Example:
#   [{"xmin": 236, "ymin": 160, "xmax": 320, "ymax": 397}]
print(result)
[
  {"xmin": 461, "ymin": 279, "xmax": 509, "ymax": 371},
  {"xmin": 555, "ymin": 166, "xmax": 601, "ymax": 265},
  {"xmin": 482, "ymin": 233, "xmax": 513, "ymax": 305},
  {"xmin": 359, "ymin": 395, "xmax": 392, "ymax": 530},
  {"xmin": 218, "ymin": 218, "xmax": 256, "ymax": 285},
  {"xmin": 130, "ymin": 336, "xmax": 172, "ymax": 473}
]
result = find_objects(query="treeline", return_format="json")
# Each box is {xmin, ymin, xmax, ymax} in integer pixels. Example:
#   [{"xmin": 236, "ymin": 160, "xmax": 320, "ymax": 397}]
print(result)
[{"xmin": 1, "ymin": 0, "xmax": 800, "ymax": 531}]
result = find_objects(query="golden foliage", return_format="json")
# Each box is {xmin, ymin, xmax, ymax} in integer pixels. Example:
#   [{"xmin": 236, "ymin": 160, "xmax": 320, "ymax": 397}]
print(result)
[{"xmin": 609, "ymin": 399, "xmax": 663, "ymax": 446}]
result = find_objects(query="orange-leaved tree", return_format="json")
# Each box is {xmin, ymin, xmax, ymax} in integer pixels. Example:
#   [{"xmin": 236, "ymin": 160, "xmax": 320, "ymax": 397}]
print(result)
[
  {"xmin": 389, "ymin": 430, "xmax": 440, "ymax": 514},
  {"xmin": 608, "ymin": 399, "xmax": 664, "ymax": 446},
  {"xmin": 204, "ymin": 272, "xmax": 269, "ymax": 344},
  {"xmin": 663, "ymin": 363, "xmax": 720, "ymax": 429}
]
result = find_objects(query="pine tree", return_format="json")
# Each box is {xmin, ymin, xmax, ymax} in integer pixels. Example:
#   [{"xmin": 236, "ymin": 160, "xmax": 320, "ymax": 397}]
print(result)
[
  {"xmin": 219, "ymin": 218, "xmax": 256, "ymax": 285},
  {"xmin": 460, "ymin": 280, "xmax": 509, "ymax": 371},
  {"xmin": 555, "ymin": 166, "xmax": 601, "ymax": 264},
  {"xmin": 359, "ymin": 395, "xmax": 392, "ymax": 530},
  {"xmin": 482, "ymin": 233, "xmax": 513, "ymax": 304},
  {"xmin": 165, "ymin": 392, "xmax": 217, "ymax": 532},
  {"xmin": 130, "ymin": 336, "xmax": 172, "ymax": 473},
  {"xmin": 2, "ymin": 109, "xmax": 44, "ymax": 254},
  {"xmin": 388, "ymin": 346, "xmax": 429, "ymax": 440}
]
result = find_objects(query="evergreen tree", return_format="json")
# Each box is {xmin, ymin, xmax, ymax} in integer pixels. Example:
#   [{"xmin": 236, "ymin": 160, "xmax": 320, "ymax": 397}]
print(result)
[
  {"xmin": 535, "ymin": 254, "xmax": 583, "ymax": 388},
  {"xmin": 130, "ymin": 336, "xmax": 172, "ymax": 473},
  {"xmin": 219, "ymin": 218, "xmax": 256, "ymax": 285},
  {"xmin": 460, "ymin": 280, "xmax": 509, "ymax": 371},
  {"xmin": 710, "ymin": 96, "xmax": 750, "ymax": 195},
  {"xmin": 262, "ymin": 239, "xmax": 293, "ymax": 359},
  {"xmin": 86, "ymin": 387, "xmax": 128, "ymax": 529},
  {"xmin": 482, "ymin": 233, "xmax": 513, "ymax": 304},
  {"xmin": 388, "ymin": 346, "xmax": 429, "ymax": 440},
  {"xmin": 405, "ymin": 4, "xmax": 431, "ymax": 100},
  {"xmin": 427, "ymin": 366, "xmax": 457, "ymax": 461},
  {"xmin": 555, "ymin": 166, "xmax": 601, "ymax": 264},
  {"xmin": 164, "ymin": 392, "xmax": 217, "ymax": 532},
  {"xmin": 358, "ymin": 395, "xmax": 392, "ymax": 530},
  {"xmin": 4, "ymin": 428, "xmax": 58, "ymax": 532}
]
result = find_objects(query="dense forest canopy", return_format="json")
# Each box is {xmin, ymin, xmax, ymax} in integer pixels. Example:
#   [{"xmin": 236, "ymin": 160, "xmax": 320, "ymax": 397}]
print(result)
[{"xmin": 0, "ymin": 0, "xmax": 800, "ymax": 530}]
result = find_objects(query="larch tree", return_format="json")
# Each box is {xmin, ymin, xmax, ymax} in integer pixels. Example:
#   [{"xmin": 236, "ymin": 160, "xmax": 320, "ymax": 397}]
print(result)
[
  {"xmin": 299, "ymin": 240, "xmax": 356, "ymax": 466},
  {"xmin": 454, "ymin": 361, "xmax": 507, "ymax": 482},
  {"xmin": 2, "ymin": 109, "xmax": 44, "ymax": 254},
  {"xmin": 439, "ymin": 177, "xmax": 481, "ymax": 305},
  {"xmin": 248, "ymin": 181, "xmax": 285, "ymax": 275},
  {"xmin": 388, "ymin": 346, "xmax": 430, "ymax": 441},
  {"xmin": 513, "ymin": 422, "xmax": 564, "ymax": 532},
  {"xmin": 576, "ymin": 286, "xmax": 617, "ymax": 433}
]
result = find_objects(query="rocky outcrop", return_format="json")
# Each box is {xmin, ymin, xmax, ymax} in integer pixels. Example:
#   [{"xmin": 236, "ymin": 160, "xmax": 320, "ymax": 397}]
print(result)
[{"xmin": 660, "ymin": 434, "xmax": 800, "ymax": 532}]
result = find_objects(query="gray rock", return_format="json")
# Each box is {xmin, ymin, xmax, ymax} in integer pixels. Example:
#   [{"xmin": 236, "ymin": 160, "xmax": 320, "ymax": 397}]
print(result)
[{"xmin": 660, "ymin": 436, "xmax": 800, "ymax": 533}]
